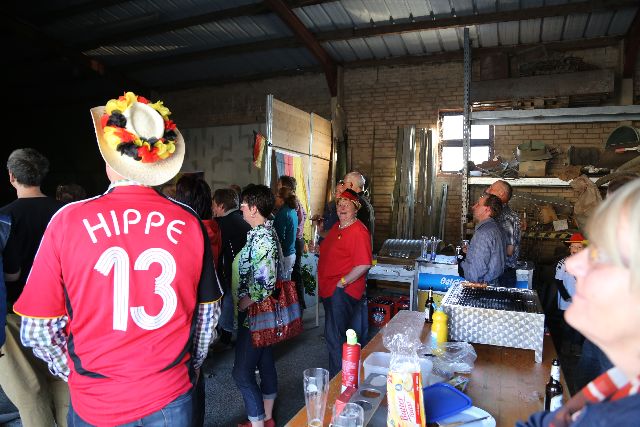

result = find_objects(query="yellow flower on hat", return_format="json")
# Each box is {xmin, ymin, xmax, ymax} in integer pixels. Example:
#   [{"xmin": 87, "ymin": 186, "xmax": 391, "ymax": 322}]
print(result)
[
  {"xmin": 105, "ymin": 92, "xmax": 137, "ymax": 115},
  {"xmin": 149, "ymin": 101, "xmax": 171, "ymax": 120},
  {"xmin": 154, "ymin": 141, "xmax": 175, "ymax": 159},
  {"xmin": 103, "ymin": 126, "xmax": 123, "ymax": 150}
]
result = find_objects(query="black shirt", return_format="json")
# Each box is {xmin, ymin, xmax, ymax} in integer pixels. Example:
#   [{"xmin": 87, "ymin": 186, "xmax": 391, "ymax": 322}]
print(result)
[
  {"xmin": 1, "ymin": 196, "xmax": 63, "ymax": 305},
  {"xmin": 357, "ymin": 191, "xmax": 375, "ymax": 244},
  {"xmin": 215, "ymin": 209, "xmax": 251, "ymax": 292}
]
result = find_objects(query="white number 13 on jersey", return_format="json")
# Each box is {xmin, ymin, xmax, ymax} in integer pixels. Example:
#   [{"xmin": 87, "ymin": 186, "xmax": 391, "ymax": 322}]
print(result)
[{"xmin": 95, "ymin": 247, "xmax": 177, "ymax": 331}]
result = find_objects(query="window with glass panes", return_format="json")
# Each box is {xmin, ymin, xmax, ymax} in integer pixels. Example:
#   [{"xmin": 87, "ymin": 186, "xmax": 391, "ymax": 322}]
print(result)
[{"xmin": 439, "ymin": 113, "xmax": 493, "ymax": 173}]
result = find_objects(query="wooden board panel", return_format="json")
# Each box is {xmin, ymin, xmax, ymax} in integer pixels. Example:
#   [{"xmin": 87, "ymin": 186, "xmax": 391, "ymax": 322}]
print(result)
[
  {"xmin": 312, "ymin": 113, "xmax": 332, "ymax": 161},
  {"xmin": 307, "ymin": 157, "xmax": 330, "ymax": 217},
  {"xmin": 272, "ymin": 98, "xmax": 311, "ymax": 154}
]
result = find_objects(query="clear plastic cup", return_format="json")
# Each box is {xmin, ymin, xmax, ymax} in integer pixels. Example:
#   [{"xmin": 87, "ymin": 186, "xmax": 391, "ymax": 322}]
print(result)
[{"xmin": 303, "ymin": 368, "xmax": 330, "ymax": 426}]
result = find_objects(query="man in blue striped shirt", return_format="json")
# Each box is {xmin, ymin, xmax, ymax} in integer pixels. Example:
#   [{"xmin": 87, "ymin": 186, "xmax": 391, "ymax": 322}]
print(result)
[{"xmin": 460, "ymin": 194, "xmax": 506, "ymax": 285}]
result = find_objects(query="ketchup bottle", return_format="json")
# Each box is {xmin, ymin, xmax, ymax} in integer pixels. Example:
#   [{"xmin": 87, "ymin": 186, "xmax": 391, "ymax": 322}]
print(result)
[{"xmin": 341, "ymin": 329, "xmax": 361, "ymax": 392}]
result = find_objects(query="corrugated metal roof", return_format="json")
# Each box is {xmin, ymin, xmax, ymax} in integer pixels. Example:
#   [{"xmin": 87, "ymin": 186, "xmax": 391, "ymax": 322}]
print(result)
[{"xmin": 10, "ymin": 0, "xmax": 640, "ymax": 92}]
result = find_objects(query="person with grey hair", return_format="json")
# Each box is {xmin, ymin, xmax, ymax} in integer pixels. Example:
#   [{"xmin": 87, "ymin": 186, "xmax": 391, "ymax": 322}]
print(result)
[
  {"xmin": 0, "ymin": 148, "xmax": 67, "ymax": 426},
  {"xmin": 518, "ymin": 179, "xmax": 640, "ymax": 426},
  {"xmin": 342, "ymin": 171, "xmax": 375, "ymax": 241},
  {"xmin": 485, "ymin": 179, "xmax": 521, "ymax": 287}
]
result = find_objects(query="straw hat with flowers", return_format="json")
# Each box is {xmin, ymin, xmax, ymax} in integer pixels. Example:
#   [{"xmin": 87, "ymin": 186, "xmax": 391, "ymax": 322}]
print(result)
[{"xmin": 90, "ymin": 92, "xmax": 185, "ymax": 186}]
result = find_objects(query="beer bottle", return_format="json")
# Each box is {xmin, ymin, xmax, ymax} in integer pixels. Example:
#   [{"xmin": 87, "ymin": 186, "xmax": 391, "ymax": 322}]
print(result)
[
  {"xmin": 544, "ymin": 359, "xmax": 563, "ymax": 411},
  {"xmin": 424, "ymin": 288, "xmax": 435, "ymax": 323}
]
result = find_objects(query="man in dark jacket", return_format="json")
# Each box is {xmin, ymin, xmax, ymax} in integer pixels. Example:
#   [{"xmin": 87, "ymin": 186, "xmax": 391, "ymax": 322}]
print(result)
[{"xmin": 213, "ymin": 188, "xmax": 251, "ymax": 350}]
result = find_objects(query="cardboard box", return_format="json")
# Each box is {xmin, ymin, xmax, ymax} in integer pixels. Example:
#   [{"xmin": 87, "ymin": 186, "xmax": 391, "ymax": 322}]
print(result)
[{"xmin": 519, "ymin": 160, "xmax": 547, "ymax": 177}]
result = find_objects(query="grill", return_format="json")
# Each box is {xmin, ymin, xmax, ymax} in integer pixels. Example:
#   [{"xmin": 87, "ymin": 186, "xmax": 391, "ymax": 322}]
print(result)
[{"xmin": 442, "ymin": 283, "xmax": 545, "ymax": 362}]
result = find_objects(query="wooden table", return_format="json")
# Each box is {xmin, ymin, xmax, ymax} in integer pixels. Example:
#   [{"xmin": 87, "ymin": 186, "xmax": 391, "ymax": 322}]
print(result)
[{"xmin": 286, "ymin": 311, "xmax": 568, "ymax": 426}]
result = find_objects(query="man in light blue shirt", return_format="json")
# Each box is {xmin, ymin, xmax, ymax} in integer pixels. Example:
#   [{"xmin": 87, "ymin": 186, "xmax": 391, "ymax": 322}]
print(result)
[{"xmin": 460, "ymin": 194, "xmax": 505, "ymax": 285}]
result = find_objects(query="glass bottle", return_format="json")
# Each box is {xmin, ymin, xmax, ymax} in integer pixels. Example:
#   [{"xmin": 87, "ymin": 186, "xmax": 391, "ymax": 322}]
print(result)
[{"xmin": 544, "ymin": 359, "xmax": 564, "ymax": 412}]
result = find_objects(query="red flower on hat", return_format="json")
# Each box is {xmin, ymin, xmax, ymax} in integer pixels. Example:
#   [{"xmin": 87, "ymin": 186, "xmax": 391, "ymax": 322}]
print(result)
[
  {"xmin": 113, "ymin": 127, "xmax": 135, "ymax": 143},
  {"xmin": 136, "ymin": 96, "xmax": 150, "ymax": 104},
  {"xmin": 164, "ymin": 120, "xmax": 177, "ymax": 131},
  {"xmin": 138, "ymin": 145, "xmax": 161, "ymax": 163}
]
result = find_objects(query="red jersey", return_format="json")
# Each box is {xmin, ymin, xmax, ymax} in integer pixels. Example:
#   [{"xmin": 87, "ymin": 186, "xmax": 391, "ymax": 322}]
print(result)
[
  {"xmin": 15, "ymin": 185, "xmax": 220, "ymax": 425},
  {"xmin": 317, "ymin": 220, "xmax": 372, "ymax": 300}
]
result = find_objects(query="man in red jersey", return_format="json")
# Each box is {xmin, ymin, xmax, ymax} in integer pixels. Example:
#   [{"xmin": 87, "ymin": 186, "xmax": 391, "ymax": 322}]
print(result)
[{"xmin": 14, "ymin": 92, "xmax": 223, "ymax": 426}]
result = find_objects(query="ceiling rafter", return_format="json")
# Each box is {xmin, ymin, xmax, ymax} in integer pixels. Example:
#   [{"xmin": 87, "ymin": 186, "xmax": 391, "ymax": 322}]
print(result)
[
  {"xmin": 8, "ymin": 15, "xmax": 146, "ymax": 94},
  {"xmin": 315, "ymin": 0, "xmax": 638, "ymax": 41},
  {"xmin": 76, "ymin": 0, "xmax": 333, "ymax": 51},
  {"xmin": 154, "ymin": 36, "xmax": 623, "ymax": 92},
  {"xmin": 117, "ymin": 0, "xmax": 636, "ymax": 70},
  {"xmin": 263, "ymin": 0, "xmax": 337, "ymax": 96}
]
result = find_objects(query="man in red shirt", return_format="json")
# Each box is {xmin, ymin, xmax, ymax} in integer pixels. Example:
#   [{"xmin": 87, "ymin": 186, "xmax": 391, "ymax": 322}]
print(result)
[{"xmin": 14, "ymin": 92, "xmax": 223, "ymax": 426}]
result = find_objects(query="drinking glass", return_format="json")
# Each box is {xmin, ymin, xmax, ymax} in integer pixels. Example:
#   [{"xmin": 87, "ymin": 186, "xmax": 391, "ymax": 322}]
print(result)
[
  {"xmin": 330, "ymin": 402, "xmax": 364, "ymax": 427},
  {"xmin": 303, "ymin": 368, "xmax": 330, "ymax": 427}
]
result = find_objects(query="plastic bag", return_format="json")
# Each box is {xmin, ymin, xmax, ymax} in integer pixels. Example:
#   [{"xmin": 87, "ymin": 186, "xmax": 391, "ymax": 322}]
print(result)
[
  {"xmin": 382, "ymin": 312, "xmax": 426, "ymax": 427},
  {"xmin": 426, "ymin": 342, "xmax": 477, "ymax": 375}
]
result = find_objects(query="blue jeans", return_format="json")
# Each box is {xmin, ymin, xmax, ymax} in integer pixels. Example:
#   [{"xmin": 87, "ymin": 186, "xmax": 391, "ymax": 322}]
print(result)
[
  {"xmin": 349, "ymin": 293, "xmax": 369, "ymax": 348},
  {"xmin": 323, "ymin": 287, "xmax": 360, "ymax": 378},
  {"xmin": 68, "ymin": 390, "xmax": 192, "ymax": 426},
  {"xmin": 232, "ymin": 312, "xmax": 278, "ymax": 421}
]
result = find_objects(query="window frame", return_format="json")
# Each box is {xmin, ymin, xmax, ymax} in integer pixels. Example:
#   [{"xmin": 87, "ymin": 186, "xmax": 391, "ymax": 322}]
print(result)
[{"xmin": 438, "ymin": 110, "xmax": 494, "ymax": 174}]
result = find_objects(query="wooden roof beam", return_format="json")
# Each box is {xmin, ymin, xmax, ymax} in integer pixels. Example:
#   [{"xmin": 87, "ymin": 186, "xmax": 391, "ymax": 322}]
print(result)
[{"xmin": 263, "ymin": 0, "xmax": 337, "ymax": 96}]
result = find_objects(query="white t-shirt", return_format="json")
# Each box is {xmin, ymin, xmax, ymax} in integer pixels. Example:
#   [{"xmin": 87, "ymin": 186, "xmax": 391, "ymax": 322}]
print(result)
[{"xmin": 555, "ymin": 257, "xmax": 576, "ymax": 311}]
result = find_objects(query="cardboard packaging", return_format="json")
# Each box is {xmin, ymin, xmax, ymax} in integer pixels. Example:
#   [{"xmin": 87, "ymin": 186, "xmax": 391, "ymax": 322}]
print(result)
[{"xmin": 519, "ymin": 160, "xmax": 547, "ymax": 177}]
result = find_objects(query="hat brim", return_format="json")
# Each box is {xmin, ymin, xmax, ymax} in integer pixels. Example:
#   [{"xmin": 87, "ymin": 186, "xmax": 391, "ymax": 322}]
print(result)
[{"xmin": 91, "ymin": 106, "xmax": 185, "ymax": 187}]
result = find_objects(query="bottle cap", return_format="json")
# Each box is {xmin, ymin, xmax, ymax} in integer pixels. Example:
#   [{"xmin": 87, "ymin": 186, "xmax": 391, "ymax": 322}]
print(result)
[{"xmin": 346, "ymin": 329, "xmax": 358, "ymax": 345}]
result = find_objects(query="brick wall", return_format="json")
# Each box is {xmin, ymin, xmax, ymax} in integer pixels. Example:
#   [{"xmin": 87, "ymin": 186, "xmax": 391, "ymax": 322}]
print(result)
[
  {"xmin": 163, "ymin": 73, "xmax": 332, "ymax": 128},
  {"xmin": 342, "ymin": 62, "xmax": 465, "ymax": 249},
  {"xmin": 163, "ymin": 44, "xmax": 638, "ymax": 258}
]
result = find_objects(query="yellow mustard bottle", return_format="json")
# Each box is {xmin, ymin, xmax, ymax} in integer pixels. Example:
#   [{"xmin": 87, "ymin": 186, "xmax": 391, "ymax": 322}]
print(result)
[{"xmin": 430, "ymin": 309, "xmax": 448, "ymax": 355}]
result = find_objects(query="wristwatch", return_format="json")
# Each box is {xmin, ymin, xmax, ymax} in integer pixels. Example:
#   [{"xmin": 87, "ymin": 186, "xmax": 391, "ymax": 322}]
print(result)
[{"xmin": 340, "ymin": 277, "xmax": 347, "ymax": 286}]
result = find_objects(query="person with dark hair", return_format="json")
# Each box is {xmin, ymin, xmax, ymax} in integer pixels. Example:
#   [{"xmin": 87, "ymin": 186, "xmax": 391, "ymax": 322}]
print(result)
[
  {"xmin": 174, "ymin": 175, "xmax": 221, "ymax": 427},
  {"xmin": 56, "ymin": 183, "xmax": 87, "ymax": 204},
  {"xmin": 230, "ymin": 184, "xmax": 242, "ymax": 199},
  {"xmin": 14, "ymin": 93, "xmax": 223, "ymax": 426},
  {"xmin": 273, "ymin": 187, "xmax": 298, "ymax": 280},
  {"xmin": 175, "ymin": 175, "xmax": 221, "ymax": 268},
  {"xmin": 277, "ymin": 175, "xmax": 307, "ymax": 312},
  {"xmin": 233, "ymin": 184, "xmax": 279, "ymax": 427},
  {"xmin": 0, "ymin": 148, "xmax": 67, "ymax": 426},
  {"xmin": 212, "ymin": 188, "xmax": 251, "ymax": 351},
  {"xmin": 459, "ymin": 193, "xmax": 505, "ymax": 285},
  {"xmin": 485, "ymin": 179, "xmax": 521, "ymax": 287}
]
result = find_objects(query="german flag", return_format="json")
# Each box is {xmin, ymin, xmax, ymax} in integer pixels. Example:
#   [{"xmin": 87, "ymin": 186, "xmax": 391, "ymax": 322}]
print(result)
[{"xmin": 253, "ymin": 131, "xmax": 266, "ymax": 168}]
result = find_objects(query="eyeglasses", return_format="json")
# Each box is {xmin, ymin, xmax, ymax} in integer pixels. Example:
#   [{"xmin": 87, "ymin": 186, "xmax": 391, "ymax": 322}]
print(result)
[{"xmin": 337, "ymin": 180, "xmax": 345, "ymax": 186}]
